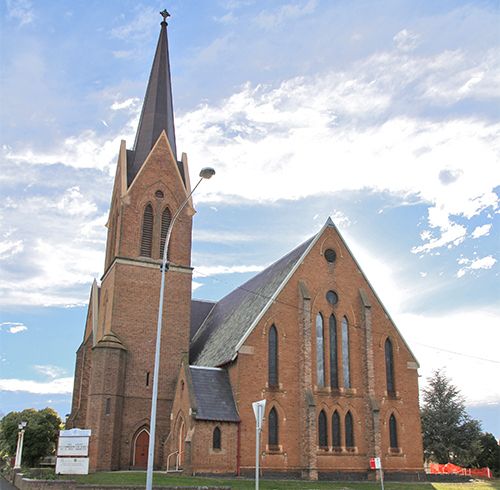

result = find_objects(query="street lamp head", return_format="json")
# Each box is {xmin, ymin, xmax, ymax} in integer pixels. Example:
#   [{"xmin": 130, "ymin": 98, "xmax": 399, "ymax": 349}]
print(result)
[
  {"xmin": 199, "ymin": 167, "xmax": 215, "ymax": 180},
  {"xmin": 19, "ymin": 421, "xmax": 27, "ymax": 429}
]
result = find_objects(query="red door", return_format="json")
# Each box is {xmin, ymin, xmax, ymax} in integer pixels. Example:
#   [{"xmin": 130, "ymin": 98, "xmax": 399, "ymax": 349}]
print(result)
[{"xmin": 134, "ymin": 430, "xmax": 149, "ymax": 469}]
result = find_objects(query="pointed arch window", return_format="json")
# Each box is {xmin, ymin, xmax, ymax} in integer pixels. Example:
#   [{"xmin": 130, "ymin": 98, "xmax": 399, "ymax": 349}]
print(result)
[
  {"xmin": 329, "ymin": 314, "xmax": 338, "ymax": 389},
  {"xmin": 341, "ymin": 316, "xmax": 351, "ymax": 388},
  {"xmin": 345, "ymin": 411, "xmax": 354, "ymax": 448},
  {"xmin": 140, "ymin": 204, "xmax": 154, "ymax": 257},
  {"xmin": 159, "ymin": 207, "xmax": 172, "ymax": 259},
  {"xmin": 389, "ymin": 414, "xmax": 398, "ymax": 449},
  {"xmin": 268, "ymin": 407, "xmax": 279, "ymax": 447},
  {"xmin": 213, "ymin": 426, "xmax": 221, "ymax": 450},
  {"xmin": 316, "ymin": 313, "xmax": 325, "ymax": 387},
  {"xmin": 268, "ymin": 325, "xmax": 279, "ymax": 388},
  {"xmin": 385, "ymin": 338, "xmax": 395, "ymax": 396},
  {"xmin": 332, "ymin": 410, "xmax": 341, "ymax": 447},
  {"xmin": 318, "ymin": 410, "xmax": 328, "ymax": 448}
]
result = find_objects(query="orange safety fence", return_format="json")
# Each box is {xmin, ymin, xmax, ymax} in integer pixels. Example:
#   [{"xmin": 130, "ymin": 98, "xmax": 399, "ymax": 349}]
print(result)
[{"xmin": 429, "ymin": 462, "xmax": 492, "ymax": 478}]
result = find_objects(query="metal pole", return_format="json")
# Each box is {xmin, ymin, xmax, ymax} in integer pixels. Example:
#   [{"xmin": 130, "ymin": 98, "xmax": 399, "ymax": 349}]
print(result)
[
  {"xmin": 379, "ymin": 467, "xmax": 385, "ymax": 490},
  {"xmin": 14, "ymin": 428, "xmax": 25, "ymax": 469},
  {"xmin": 255, "ymin": 406, "xmax": 260, "ymax": 490},
  {"xmin": 145, "ymin": 176, "xmax": 207, "ymax": 490}
]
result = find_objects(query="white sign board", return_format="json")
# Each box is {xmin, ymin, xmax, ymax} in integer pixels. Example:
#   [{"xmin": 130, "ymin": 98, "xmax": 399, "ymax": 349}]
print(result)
[
  {"xmin": 57, "ymin": 437, "xmax": 89, "ymax": 456},
  {"xmin": 252, "ymin": 399, "xmax": 266, "ymax": 431},
  {"xmin": 56, "ymin": 457, "xmax": 89, "ymax": 475},
  {"xmin": 374, "ymin": 457, "xmax": 381, "ymax": 469},
  {"xmin": 59, "ymin": 428, "xmax": 91, "ymax": 438}
]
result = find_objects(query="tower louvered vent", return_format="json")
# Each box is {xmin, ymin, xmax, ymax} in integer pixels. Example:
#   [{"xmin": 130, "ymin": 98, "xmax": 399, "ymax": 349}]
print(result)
[
  {"xmin": 160, "ymin": 207, "xmax": 172, "ymax": 259},
  {"xmin": 140, "ymin": 204, "xmax": 154, "ymax": 257}
]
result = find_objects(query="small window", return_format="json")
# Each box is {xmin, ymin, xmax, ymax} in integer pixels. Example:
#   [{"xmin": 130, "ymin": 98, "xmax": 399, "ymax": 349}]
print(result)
[
  {"xmin": 326, "ymin": 290, "xmax": 338, "ymax": 305},
  {"xmin": 155, "ymin": 190, "xmax": 164, "ymax": 199},
  {"xmin": 268, "ymin": 325, "xmax": 279, "ymax": 388},
  {"xmin": 385, "ymin": 338, "xmax": 395, "ymax": 396},
  {"xmin": 318, "ymin": 410, "xmax": 328, "ymax": 448},
  {"xmin": 329, "ymin": 315, "xmax": 339, "ymax": 389},
  {"xmin": 105, "ymin": 397, "xmax": 111, "ymax": 416},
  {"xmin": 146, "ymin": 372, "xmax": 150, "ymax": 387},
  {"xmin": 389, "ymin": 414, "xmax": 398, "ymax": 449},
  {"xmin": 324, "ymin": 248, "xmax": 337, "ymax": 263},
  {"xmin": 140, "ymin": 204, "xmax": 154, "ymax": 257},
  {"xmin": 316, "ymin": 313, "xmax": 325, "ymax": 387},
  {"xmin": 268, "ymin": 407, "xmax": 279, "ymax": 447},
  {"xmin": 160, "ymin": 207, "xmax": 172, "ymax": 259},
  {"xmin": 341, "ymin": 316, "xmax": 351, "ymax": 388},
  {"xmin": 332, "ymin": 411, "xmax": 341, "ymax": 447},
  {"xmin": 213, "ymin": 426, "xmax": 221, "ymax": 450},
  {"xmin": 345, "ymin": 411, "xmax": 354, "ymax": 448}
]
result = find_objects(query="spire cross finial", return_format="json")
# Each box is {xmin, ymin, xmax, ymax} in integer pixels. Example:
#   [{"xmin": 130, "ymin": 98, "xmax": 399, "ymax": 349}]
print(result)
[{"xmin": 160, "ymin": 9, "xmax": 170, "ymax": 23}]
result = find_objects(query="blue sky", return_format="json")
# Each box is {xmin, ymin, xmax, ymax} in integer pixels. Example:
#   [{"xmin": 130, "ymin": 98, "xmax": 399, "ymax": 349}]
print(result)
[{"xmin": 1, "ymin": 0, "xmax": 499, "ymax": 437}]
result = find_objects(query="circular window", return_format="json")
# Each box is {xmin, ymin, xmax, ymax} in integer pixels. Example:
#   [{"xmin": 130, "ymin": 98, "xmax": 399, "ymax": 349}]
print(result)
[
  {"xmin": 326, "ymin": 290, "xmax": 338, "ymax": 305},
  {"xmin": 155, "ymin": 190, "xmax": 164, "ymax": 199},
  {"xmin": 324, "ymin": 248, "xmax": 337, "ymax": 263}
]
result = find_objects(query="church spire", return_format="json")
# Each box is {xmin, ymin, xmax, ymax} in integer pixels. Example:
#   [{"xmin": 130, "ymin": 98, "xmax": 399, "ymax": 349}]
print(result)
[{"xmin": 128, "ymin": 10, "xmax": 177, "ymax": 184}]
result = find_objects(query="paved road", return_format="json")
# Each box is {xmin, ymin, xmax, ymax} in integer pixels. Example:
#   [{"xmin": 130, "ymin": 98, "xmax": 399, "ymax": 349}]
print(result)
[{"xmin": 0, "ymin": 475, "xmax": 16, "ymax": 490}]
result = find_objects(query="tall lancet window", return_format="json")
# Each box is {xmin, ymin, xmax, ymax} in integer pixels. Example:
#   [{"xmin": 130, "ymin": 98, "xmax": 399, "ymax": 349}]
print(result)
[
  {"xmin": 268, "ymin": 325, "xmax": 279, "ymax": 388},
  {"xmin": 268, "ymin": 407, "xmax": 279, "ymax": 447},
  {"xmin": 316, "ymin": 313, "xmax": 325, "ymax": 387},
  {"xmin": 385, "ymin": 338, "xmax": 395, "ymax": 396},
  {"xmin": 332, "ymin": 410, "xmax": 341, "ymax": 447},
  {"xmin": 389, "ymin": 413, "xmax": 398, "ymax": 449},
  {"xmin": 159, "ymin": 207, "xmax": 172, "ymax": 259},
  {"xmin": 329, "ymin": 314, "xmax": 338, "ymax": 389},
  {"xmin": 341, "ymin": 316, "xmax": 351, "ymax": 388},
  {"xmin": 318, "ymin": 410, "xmax": 328, "ymax": 448},
  {"xmin": 345, "ymin": 411, "xmax": 354, "ymax": 448},
  {"xmin": 140, "ymin": 204, "xmax": 154, "ymax": 257}
]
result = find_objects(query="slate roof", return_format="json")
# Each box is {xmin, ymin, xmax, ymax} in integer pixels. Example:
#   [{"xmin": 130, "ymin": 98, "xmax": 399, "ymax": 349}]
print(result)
[
  {"xmin": 189, "ymin": 367, "xmax": 240, "ymax": 422},
  {"xmin": 190, "ymin": 299, "xmax": 216, "ymax": 341},
  {"xmin": 190, "ymin": 236, "xmax": 315, "ymax": 366},
  {"xmin": 128, "ymin": 19, "xmax": 177, "ymax": 185}
]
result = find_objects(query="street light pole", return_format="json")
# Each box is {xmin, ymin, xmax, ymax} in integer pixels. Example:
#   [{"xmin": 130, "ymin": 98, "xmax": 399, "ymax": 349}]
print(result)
[
  {"xmin": 14, "ymin": 421, "xmax": 27, "ymax": 470},
  {"xmin": 146, "ymin": 167, "xmax": 215, "ymax": 490}
]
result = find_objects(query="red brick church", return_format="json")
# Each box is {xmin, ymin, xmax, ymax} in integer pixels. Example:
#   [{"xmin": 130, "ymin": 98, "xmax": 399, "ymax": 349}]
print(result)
[{"xmin": 68, "ymin": 12, "xmax": 424, "ymax": 479}]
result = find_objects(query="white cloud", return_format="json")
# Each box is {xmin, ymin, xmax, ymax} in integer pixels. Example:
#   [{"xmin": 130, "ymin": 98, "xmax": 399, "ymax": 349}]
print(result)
[
  {"xmin": 0, "ymin": 322, "xmax": 28, "ymax": 334},
  {"xmin": 34, "ymin": 364, "xmax": 66, "ymax": 379},
  {"xmin": 256, "ymin": 0, "xmax": 317, "ymax": 29},
  {"xmin": 471, "ymin": 223, "xmax": 492, "ymax": 239},
  {"xmin": 0, "ymin": 239, "xmax": 24, "ymax": 260},
  {"xmin": 111, "ymin": 97, "xmax": 140, "ymax": 111},
  {"xmin": 0, "ymin": 377, "xmax": 73, "ymax": 394},
  {"xmin": 457, "ymin": 255, "xmax": 497, "ymax": 278},
  {"xmin": 111, "ymin": 6, "xmax": 158, "ymax": 41},
  {"xmin": 5, "ymin": 0, "xmax": 34, "ymax": 26},
  {"xmin": 393, "ymin": 29, "xmax": 420, "ymax": 52},
  {"xmin": 397, "ymin": 310, "xmax": 500, "ymax": 405},
  {"xmin": 194, "ymin": 264, "xmax": 265, "ymax": 278}
]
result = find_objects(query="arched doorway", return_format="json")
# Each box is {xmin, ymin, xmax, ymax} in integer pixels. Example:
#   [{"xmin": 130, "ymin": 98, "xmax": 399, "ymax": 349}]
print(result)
[{"xmin": 133, "ymin": 428, "xmax": 149, "ymax": 469}]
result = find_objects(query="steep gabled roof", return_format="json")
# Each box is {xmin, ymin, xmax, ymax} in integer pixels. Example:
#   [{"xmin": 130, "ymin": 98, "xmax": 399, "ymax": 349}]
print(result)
[
  {"xmin": 190, "ymin": 234, "xmax": 316, "ymax": 366},
  {"xmin": 127, "ymin": 17, "xmax": 177, "ymax": 185},
  {"xmin": 190, "ymin": 217, "xmax": 419, "ymax": 368},
  {"xmin": 189, "ymin": 366, "xmax": 240, "ymax": 422}
]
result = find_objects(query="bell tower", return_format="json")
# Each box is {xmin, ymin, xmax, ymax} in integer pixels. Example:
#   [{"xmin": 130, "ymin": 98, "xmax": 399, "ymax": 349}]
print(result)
[{"xmin": 68, "ymin": 11, "xmax": 195, "ymax": 471}]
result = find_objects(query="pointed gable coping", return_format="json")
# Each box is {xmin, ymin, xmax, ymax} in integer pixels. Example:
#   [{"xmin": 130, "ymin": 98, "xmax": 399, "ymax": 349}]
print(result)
[{"xmin": 125, "ymin": 131, "xmax": 190, "ymax": 206}]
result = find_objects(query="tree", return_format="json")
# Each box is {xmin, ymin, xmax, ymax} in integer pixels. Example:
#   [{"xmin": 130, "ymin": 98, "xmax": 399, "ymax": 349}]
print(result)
[
  {"xmin": 0, "ymin": 408, "xmax": 61, "ymax": 468},
  {"xmin": 420, "ymin": 369, "xmax": 482, "ymax": 466},
  {"xmin": 476, "ymin": 432, "xmax": 500, "ymax": 476}
]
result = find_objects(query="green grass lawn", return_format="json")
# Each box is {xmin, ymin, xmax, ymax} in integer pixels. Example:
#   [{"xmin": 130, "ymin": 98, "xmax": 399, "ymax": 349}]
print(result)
[{"xmin": 60, "ymin": 471, "xmax": 500, "ymax": 489}]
